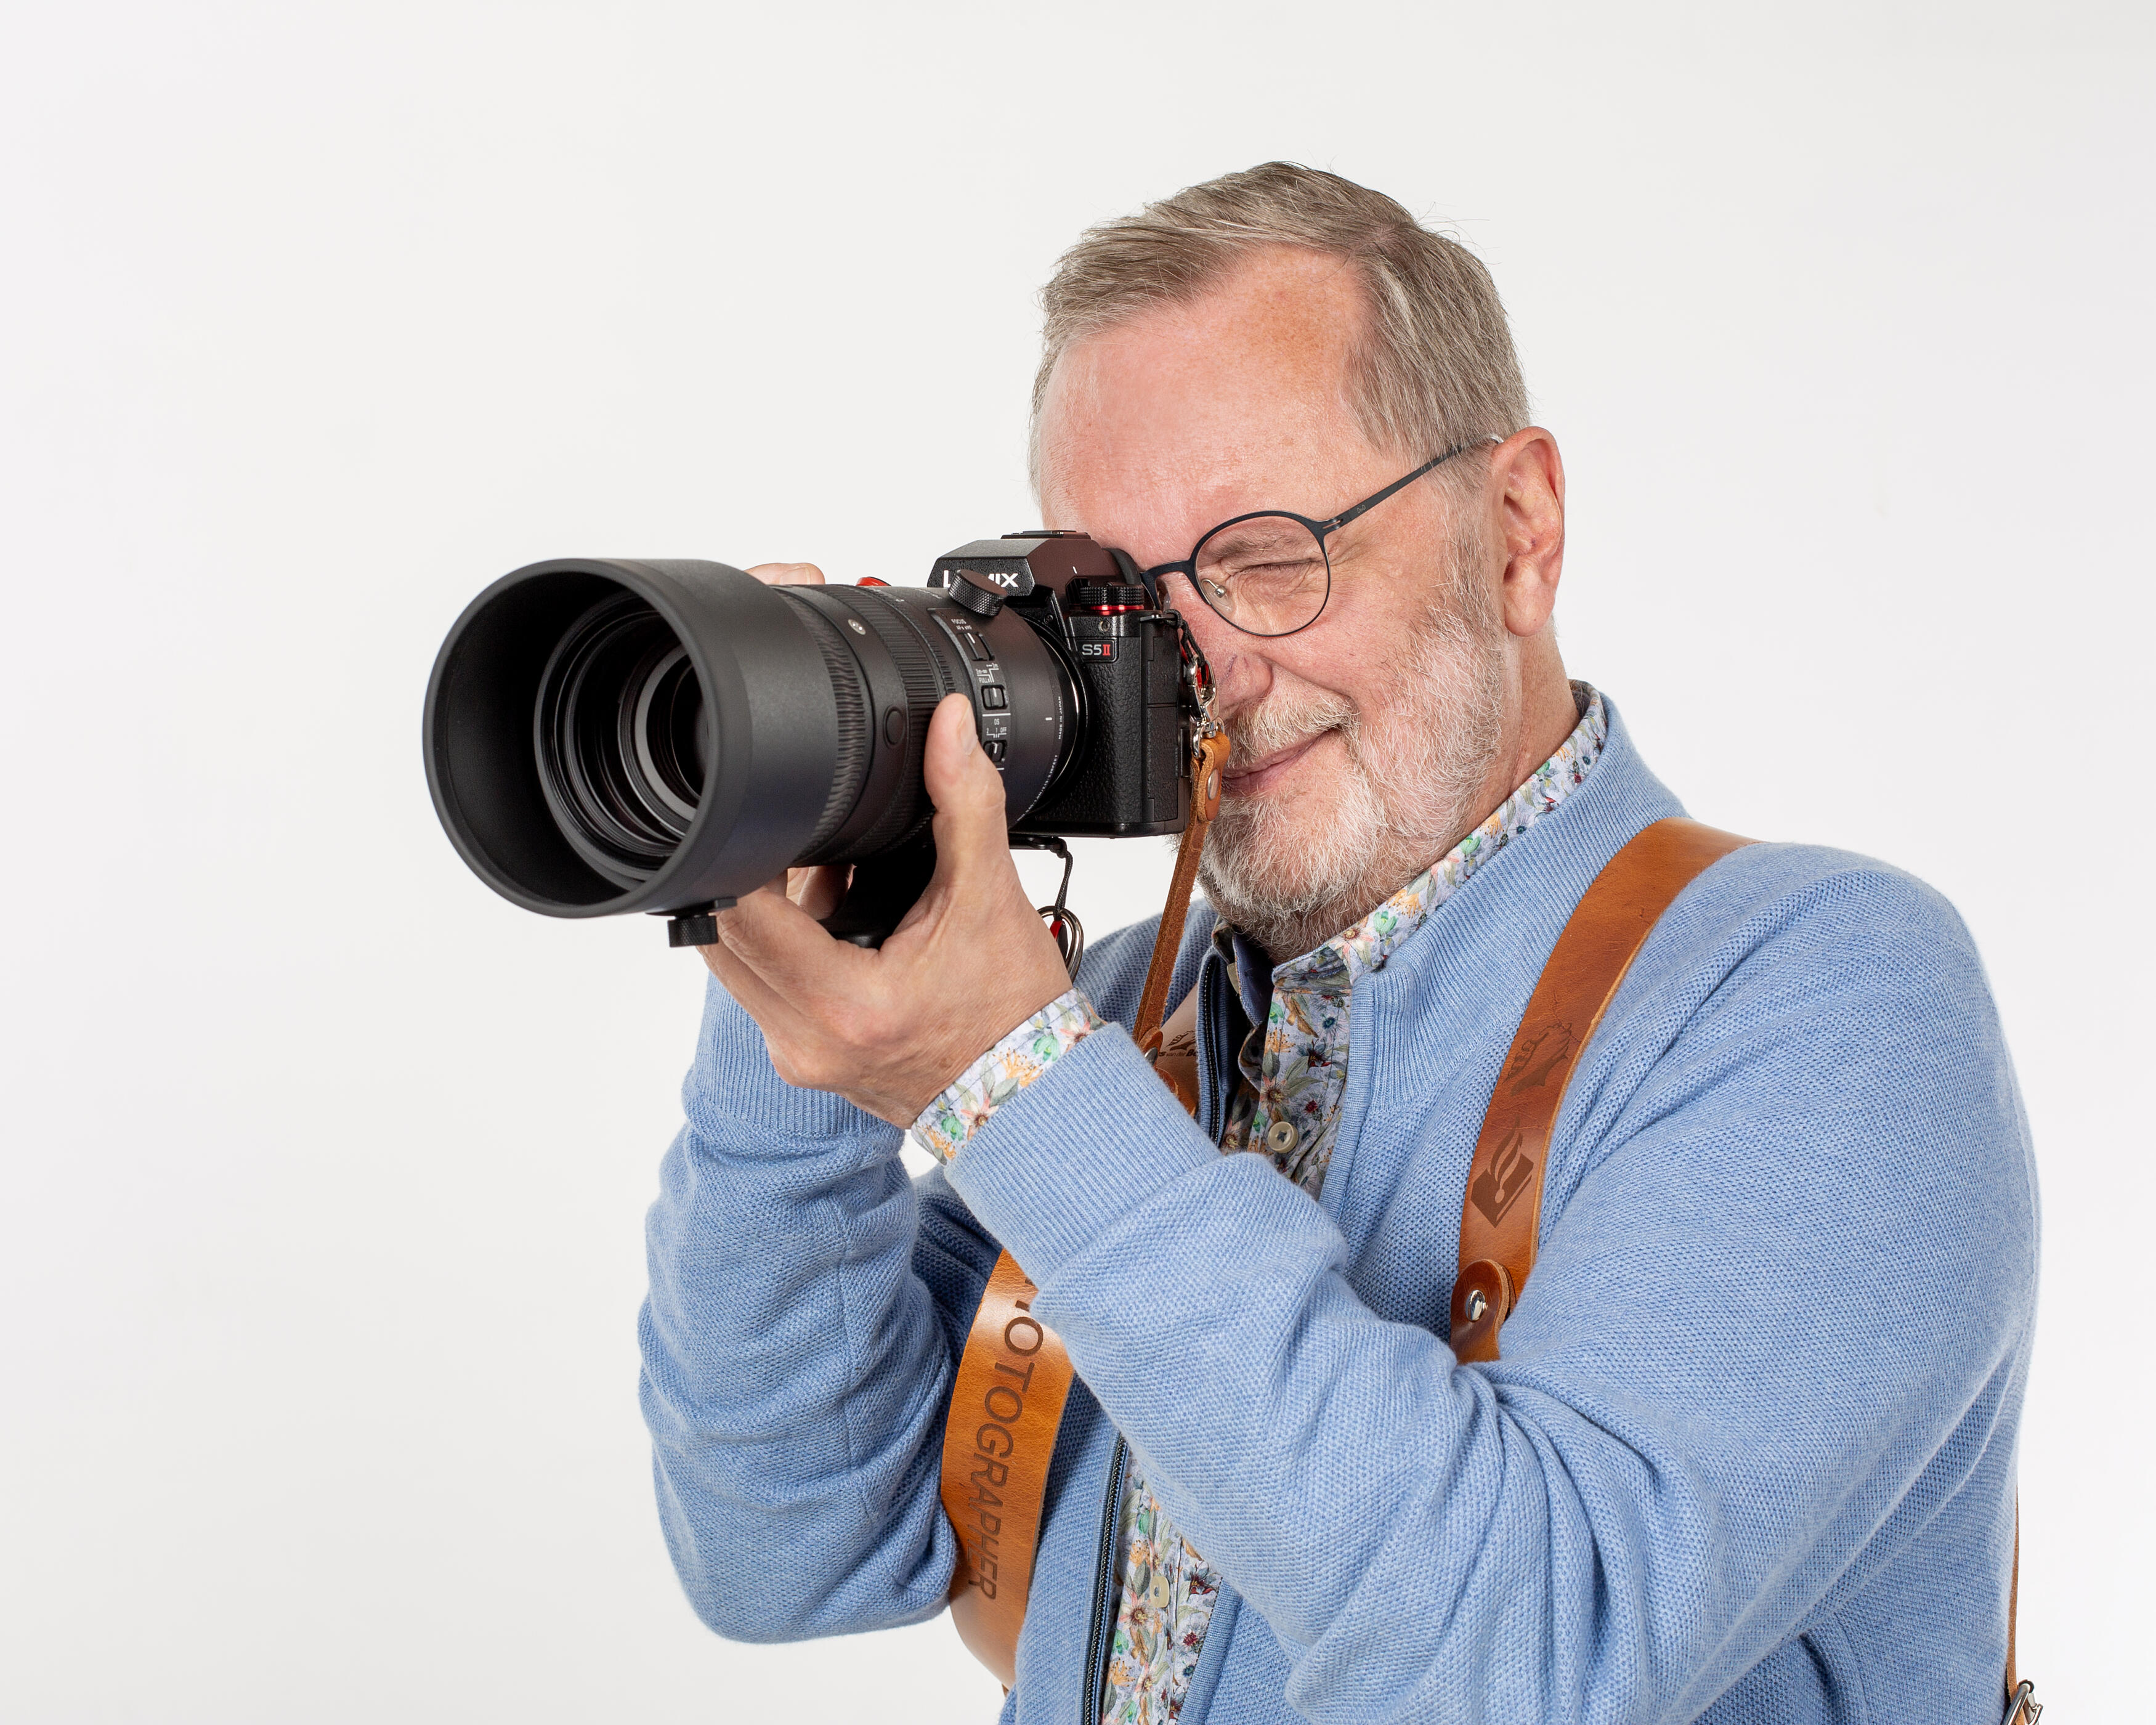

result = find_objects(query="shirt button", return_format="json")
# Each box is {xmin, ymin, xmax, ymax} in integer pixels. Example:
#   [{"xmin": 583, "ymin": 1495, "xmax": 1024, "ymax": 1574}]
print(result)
[{"xmin": 1266, "ymin": 1120, "xmax": 1298, "ymax": 1154}]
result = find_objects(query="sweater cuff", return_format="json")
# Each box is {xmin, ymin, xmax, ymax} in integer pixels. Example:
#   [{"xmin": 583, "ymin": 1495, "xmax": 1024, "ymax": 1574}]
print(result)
[{"xmin": 909, "ymin": 988, "xmax": 1105, "ymax": 1162}]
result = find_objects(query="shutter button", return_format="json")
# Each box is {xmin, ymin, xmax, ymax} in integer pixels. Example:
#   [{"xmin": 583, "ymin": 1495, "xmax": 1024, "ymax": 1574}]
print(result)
[{"xmin": 1265, "ymin": 1120, "xmax": 1297, "ymax": 1154}]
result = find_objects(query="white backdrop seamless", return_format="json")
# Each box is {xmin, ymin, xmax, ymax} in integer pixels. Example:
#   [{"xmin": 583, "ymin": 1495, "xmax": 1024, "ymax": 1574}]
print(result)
[{"xmin": 1, "ymin": 3, "xmax": 2149, "ymax": 1720}]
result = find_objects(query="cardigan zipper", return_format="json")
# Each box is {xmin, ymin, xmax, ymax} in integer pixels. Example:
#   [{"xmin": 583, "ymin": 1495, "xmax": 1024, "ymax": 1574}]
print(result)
[{"xmin": 1079, "ymin": 1434, "xmax": 1130, "ymax": 1725}]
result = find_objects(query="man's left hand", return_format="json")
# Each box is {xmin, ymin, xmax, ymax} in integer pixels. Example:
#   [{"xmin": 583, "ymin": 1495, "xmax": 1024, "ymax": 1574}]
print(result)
[{"xmin": 699, "ymin": 690, "xmax": 1076, "ymax": 1126}]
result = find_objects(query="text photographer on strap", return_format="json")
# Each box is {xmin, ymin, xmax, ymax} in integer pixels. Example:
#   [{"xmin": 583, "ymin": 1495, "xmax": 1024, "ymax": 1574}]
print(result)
[{"xmin": 639, "ymin": 164, "xmax": 2037, "ymax": 1725}]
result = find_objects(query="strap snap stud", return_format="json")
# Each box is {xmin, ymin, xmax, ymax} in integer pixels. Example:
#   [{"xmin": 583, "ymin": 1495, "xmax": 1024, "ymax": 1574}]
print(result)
[{"xmin": 1464, "ymin": 1289, "xmax": 1489, "ymax": 1321}]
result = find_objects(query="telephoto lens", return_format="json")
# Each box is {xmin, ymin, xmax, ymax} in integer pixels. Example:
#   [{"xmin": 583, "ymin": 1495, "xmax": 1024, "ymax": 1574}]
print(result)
[{"xmin": 423, "ymin": 550, "xmax": 1112, "ymax": 945}]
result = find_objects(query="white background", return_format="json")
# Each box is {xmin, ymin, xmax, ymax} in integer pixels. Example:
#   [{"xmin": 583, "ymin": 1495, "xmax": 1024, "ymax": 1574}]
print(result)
[{"xmin": 1, "ymin": 3, "xmax": 2149, "ymax": 1719}]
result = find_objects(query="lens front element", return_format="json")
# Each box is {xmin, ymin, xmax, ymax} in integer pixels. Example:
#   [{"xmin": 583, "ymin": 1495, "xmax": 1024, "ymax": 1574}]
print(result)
[
  {"xmin": 536, "ymin": 593, "xmax": 711, "ymax": 888},
  {"xmin": 631, "ymin": 644, "xmax": 706, "ymax": 823}
]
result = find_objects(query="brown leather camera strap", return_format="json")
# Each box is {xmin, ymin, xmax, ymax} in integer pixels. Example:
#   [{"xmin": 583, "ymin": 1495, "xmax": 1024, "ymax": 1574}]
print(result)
[
  {"xmin": 2004, "ymin": 1508, "xmax": 2039, "ymax": 1722},
  {"xmin": 1448, "ymin": 817, "xmax": 1753, "ymax": 1360},
  {"xmin": 938, "ymin": 731, "xmax": 1230, "ymax": 1687},
  {"xmin": 936, "ymin": 1251, "xmax": 1074, "ymax": 1686},
  {"xmin": 1447, "ymin": 817, "xmax": 2033, "ymax": 1721},
  {"xmin": 2007, "ymin": 1511, "xmax": 2021, "ymax": 1696},
  {"xmin": 1131, "ymin": 732, "xmax": 1233, "ymax": 1070}
]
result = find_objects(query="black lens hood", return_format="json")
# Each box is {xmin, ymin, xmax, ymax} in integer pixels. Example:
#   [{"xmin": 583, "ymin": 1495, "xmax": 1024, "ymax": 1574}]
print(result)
[{"xmin": 423, "ymin": 558, "xmax": 838, "ymax": 919}]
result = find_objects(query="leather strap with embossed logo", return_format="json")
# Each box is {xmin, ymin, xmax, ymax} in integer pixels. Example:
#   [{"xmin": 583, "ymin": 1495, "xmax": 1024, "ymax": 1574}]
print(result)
[
  {"xmin": 1448, "ymin": 817, "xmax": 1753, "ymax": 1360},
  {"xmin": 937, "ymin": 730, "xmax": 1230, "ymax": 1687},
  {"xmin": 934, "ymin": 1252, "xmax": 1075, "ymax": 1684},
  {"xmin": 1446, "ymin": 817, "xmax": 2034, "ymax": 1723}
]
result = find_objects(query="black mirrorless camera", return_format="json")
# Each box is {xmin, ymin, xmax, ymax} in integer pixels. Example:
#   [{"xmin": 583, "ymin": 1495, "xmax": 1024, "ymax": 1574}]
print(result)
[{"xmin": 422, "ymin": 534, "xmax": 1207, "ymax": 946}]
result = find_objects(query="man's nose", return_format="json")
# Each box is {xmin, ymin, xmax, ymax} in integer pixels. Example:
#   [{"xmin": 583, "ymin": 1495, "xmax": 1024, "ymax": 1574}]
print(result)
[{"xmin": 1167, "ymin": 585, "xmax": 1273, "ymax": 710}]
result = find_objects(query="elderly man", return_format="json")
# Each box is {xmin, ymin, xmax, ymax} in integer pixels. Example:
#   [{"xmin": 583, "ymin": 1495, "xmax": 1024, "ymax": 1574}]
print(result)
[{"xmin": 639, "ymin": 164, "xmax": 2035, "ymax": 1724}]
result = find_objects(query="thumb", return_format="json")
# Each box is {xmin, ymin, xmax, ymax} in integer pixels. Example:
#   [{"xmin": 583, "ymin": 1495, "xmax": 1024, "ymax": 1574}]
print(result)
[{"xmin": 921, "ymin": 692, "xmax": 1009, "ymax": 881}]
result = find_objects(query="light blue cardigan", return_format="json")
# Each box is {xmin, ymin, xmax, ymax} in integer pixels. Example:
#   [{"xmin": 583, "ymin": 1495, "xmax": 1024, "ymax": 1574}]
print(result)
[{"xmin": 639, "ymin": 696, "xmax": 2036, "ymax": 1724}]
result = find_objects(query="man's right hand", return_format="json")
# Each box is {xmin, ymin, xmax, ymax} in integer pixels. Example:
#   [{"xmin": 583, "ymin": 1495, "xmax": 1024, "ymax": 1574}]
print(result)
[{"xmin": 734, "ymin": 561, "xmax": 849, "ymax": 923}]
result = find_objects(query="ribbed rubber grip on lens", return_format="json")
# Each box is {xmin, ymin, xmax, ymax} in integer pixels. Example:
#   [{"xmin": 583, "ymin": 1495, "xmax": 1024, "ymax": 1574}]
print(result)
[
  {"xmin": 835, "ymin": 590, "xmax": 954, "ymax": 858},
  {"xmin": 787, "ymin": 601, "xmax": 874, "ymax": 857}
]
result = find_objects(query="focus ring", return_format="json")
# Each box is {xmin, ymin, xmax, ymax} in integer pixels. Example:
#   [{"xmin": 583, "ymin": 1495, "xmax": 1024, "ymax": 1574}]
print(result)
[{"xmin": 788, "ymin": 603, "xmax": 873, "ymax": 858}]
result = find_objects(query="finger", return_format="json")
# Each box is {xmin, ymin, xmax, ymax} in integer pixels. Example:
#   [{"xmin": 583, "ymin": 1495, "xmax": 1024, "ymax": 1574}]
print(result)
[
  {"xmin": 790, "ymin": 864, "xmax": 849, "ymax": 920},
  {"xmin": 715, "ymin": 877, "xmax": 867, "ymax": 1004},
  {"xmin": 700, "ymin": 935, "xmax": 851, "ymax": 1095},
  {"xmin": 752, "ymin": 862, "xmax": 843, "ymax": 909},
  {"xmin": 919, "ymin": 692, "xmax": 1012, "ymax": 892},
  {"xmin": 745, "ymin": 561, "xmax": 827, "ymax": 587},
  {"xmin": 699, "ymin": 927, "xmax": 820, "ymax": 1047}
]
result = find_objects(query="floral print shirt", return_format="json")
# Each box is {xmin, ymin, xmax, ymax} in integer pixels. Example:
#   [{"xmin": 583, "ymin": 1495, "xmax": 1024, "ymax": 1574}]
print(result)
[
  {"xmin": 912, "ymin": 989, "xmax": 1104, "ymax": 1161},
  {"xmin": 912, "ymin": 686, "xmax": 1609, "ymax": 1723}
]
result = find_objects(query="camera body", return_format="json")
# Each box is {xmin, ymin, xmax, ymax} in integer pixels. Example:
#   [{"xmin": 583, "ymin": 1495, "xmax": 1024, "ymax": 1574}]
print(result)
[{"xmin": 930, "ymin": 531, "xmax": 1190, "ymax": 839}]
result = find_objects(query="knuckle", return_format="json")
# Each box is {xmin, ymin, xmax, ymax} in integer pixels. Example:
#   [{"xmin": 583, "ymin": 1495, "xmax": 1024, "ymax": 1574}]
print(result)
[
  {"xmin": 775, "ymin": 1043, "xmax": 837, "ymax": 1092},
  {"xmin": 846, "ymin": 1006, "xmax": 893, "ymax": 1050}
]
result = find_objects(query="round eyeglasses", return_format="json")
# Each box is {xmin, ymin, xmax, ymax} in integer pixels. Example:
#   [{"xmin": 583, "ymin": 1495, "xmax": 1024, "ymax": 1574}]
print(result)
[{"xmin": 1137, "ymin": 439, "xmax": 1492, "ymax": 638}]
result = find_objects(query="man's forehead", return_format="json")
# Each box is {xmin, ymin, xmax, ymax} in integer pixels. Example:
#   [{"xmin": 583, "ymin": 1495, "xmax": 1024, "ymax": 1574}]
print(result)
[{"xmin": 1038, "ymin": 248, "xmax": 1380, "ymax": 550}]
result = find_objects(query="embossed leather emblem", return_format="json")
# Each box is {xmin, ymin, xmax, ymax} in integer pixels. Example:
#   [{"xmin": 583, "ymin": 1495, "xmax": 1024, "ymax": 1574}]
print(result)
[
  {"xmin": 1470, "ymin": 1118, "xmax": 1535, "ymax": 1225},
  {"xmin": 1505, "ymin": 1019, "xmax": 1574, "ymax": 1093}
]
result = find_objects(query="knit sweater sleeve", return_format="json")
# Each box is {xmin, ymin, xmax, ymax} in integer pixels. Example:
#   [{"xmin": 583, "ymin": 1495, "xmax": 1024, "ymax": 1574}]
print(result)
[
  {"xmin": 636, "ymin": 911, "xmax": 1199, "ymax": 1642},
  {"xmin": 944, "ymin": 854, "xmax": 2037, "ymax": 1724},
  {"xmin": 635, "ymin": 973, "xmax": 960, "ymax": 1641}
]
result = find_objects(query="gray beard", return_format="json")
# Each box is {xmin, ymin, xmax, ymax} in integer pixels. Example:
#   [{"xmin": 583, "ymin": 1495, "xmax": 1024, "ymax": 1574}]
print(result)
[{"xmin": 1198, "ymin": 535, "xmax": 1507, "ymax": 965}]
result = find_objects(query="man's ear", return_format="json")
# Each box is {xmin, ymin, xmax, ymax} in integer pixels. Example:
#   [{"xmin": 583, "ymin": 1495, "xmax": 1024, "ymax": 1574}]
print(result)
[{"xmin": 1489, "ymin": 428, "xmax": 1565, "ymax": 638}]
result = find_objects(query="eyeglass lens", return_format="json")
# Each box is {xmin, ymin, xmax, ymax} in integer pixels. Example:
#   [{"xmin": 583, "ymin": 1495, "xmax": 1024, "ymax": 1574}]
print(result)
[{"xmin": 1188, "ymin": 515, "xmax": 1331, "ymax": 637}]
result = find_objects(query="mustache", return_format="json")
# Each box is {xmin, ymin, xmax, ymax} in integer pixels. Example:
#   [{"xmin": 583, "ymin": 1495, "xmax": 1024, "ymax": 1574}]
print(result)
[{"xmin": 1220, "ymin": 685, "xmax": 1360, "ymax": 773}]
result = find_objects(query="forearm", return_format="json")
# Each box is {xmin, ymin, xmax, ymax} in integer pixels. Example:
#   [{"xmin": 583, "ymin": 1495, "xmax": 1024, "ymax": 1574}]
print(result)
[
  {"xmin": 640, "ymin": 910, "xmax": 1200, "ymax": 1643},
  {"xmin": 638, "ymin": 977, "xmax": 972, "ymax": 1641}
]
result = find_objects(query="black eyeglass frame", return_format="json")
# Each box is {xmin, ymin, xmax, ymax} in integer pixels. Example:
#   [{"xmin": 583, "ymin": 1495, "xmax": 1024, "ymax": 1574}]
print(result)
[{"xmin": 1134, "ymin": 437, "xmax": 1494, "ymax": 639}]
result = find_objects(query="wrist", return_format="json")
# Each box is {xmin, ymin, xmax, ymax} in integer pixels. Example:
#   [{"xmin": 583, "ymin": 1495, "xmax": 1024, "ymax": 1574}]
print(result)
[{"xmin": 910, "ymin": 988, "xmax": 1104, "ymax": 1162}]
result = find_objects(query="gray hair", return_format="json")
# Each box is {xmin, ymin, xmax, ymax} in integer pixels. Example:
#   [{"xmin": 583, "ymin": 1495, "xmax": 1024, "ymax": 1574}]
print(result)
[{"xmin": 1030, "ymin": 161, "xmax": 1529, "ymax": 497}]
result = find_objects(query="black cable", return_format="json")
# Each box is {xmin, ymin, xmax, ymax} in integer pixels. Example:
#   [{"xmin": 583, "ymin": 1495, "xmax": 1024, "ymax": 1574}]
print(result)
[{"xmin": 1010, "ymin": 834, "xmax": 1084, "ymax": 980}]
